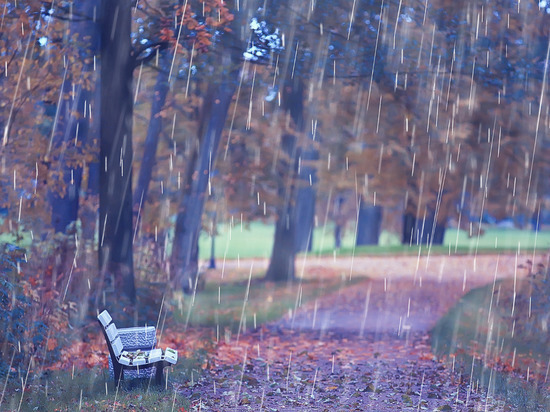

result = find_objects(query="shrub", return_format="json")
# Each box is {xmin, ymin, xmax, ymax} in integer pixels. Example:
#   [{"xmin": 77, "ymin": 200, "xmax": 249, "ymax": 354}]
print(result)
[{"xmin": 0, "ymin": 243, "xmax": 38, "ymax": 376}]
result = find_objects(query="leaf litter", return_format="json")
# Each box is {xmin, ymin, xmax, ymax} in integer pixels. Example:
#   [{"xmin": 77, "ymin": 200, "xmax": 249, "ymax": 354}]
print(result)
[
  {"xmin": 27, "ymin": 253, "xmax": 549, "ymax": 410},
  {"xmin": 172, "ymin": 253, "xmax": 540, "ymax": 410}
]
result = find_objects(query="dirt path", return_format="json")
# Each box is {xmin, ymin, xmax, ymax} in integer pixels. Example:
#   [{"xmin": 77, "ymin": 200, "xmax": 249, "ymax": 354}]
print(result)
[
  {"xmin": 279, "ymin": 277, "xmax": 469, "ymax": 335},
  {"xmin": 176, "ymin": 253, "xmax": 544, "ymax": 410},
  {"xmin": 211, "ymin": 252, "xmax": 538, "ymax": 336},
  {"xmin": 214, "ymin": 252, "xmax": 536, "ymax": 285}
]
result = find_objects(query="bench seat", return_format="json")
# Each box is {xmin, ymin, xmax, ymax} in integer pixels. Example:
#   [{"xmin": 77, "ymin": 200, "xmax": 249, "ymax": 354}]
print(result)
[{"xmin": 108, "ymin": 324, "xmax": 157, "ymax": 379}]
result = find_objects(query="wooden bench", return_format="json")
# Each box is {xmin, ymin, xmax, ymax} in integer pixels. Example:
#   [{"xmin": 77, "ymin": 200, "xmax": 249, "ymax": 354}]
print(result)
[{"xmin": 98, "ymin": 310, "xmax": 178, "ymax": 386}]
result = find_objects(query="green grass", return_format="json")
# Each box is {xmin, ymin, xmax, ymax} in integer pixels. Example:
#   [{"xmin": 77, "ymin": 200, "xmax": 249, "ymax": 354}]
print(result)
[
  {"xmin": 3, "ymin": 218, "xmax": 548, "ymax": 260},
  {"xmin": 0, "ymin": 230, "xmax": 32, "ymax": 250},
  {"xmin": 198, "ymin": 221, "xmax": 550, "ymax": 260},
  {"xmin": 1, "ymin": 346, "xmax": 214, "ymax": 412},
  {"xmin": 431, "ymin": 278, "xmax": 550, "ymax": 410},
  {"xmin": 2, "ymin": 366, "xmax": 195, "ymax": 411},
  {"xmin": 431, "ymin": 278, "xmax": 550, "ymax": 367},
  {"xmin": 172, "ymin": 275, "xmax": 361, "ymax": 335}
]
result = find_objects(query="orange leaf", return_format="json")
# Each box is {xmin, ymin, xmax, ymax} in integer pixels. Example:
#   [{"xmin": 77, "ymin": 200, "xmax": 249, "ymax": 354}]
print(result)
[{"xmin": 47, "ymin": 338, "xmax": 58, "ymax": 351}]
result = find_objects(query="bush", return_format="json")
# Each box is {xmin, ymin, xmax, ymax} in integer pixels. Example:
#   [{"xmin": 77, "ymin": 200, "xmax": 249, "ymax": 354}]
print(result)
[
  {"xmin": 0, "ymin": 234, "xmax": 81, "ymax": 377},
  {"xmin": 0, "ymin": 243, "xmax": 39, "ymax": 376}
]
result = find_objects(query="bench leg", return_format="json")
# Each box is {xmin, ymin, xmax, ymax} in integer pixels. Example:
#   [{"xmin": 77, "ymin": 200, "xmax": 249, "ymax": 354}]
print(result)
[
  {"xmin": 155, "ymin": 364, "xmax": 164, "ymax": 386},
  {"xmin": 113, "ymin": 364, "xmax": 124, "ymax": 387}
]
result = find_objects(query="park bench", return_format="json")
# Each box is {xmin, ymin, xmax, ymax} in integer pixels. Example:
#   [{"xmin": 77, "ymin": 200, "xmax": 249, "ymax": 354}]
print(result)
[{"xmin": 97, "ymin": 310, "xmax": 178, "ymax": 386}]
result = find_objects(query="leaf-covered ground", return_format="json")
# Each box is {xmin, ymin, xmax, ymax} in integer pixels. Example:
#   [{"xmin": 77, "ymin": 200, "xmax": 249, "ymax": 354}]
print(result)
[
  {"xmin": 184, "ymin": 327, "xmax": 506, "ymax": 411},
  {"xmin": 168, "ymin": 253, "xmax": 544, "ymax": 411},
  {"xmin": 6, "ymin": 253, "xmax": 550, "ymax": 411}
]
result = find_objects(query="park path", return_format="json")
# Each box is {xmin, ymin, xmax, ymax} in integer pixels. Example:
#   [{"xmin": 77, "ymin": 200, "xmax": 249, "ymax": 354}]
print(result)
[
  {"xmin": 217, "ymin": 252, "xmax": 535, "ymax": 286},
  {"xmin": 217, "ymin": 252, "xmax": 536, "ymax": 336},
  {"xmin": 280, "ymin": 252, "xmax": 539, "ymax": 334},
  {"xmin": 178, "ymin": 252, "xmax": 544, "ymax": 410}
]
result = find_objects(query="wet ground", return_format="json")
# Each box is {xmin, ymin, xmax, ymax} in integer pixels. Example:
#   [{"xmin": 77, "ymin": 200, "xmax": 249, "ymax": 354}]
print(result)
[{"xmin": 175, "ymin": 253, "xmax": 543, "ymax": 410}]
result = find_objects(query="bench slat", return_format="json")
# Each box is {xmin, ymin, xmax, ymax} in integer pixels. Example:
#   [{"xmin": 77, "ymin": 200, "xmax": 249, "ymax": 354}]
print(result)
[
  {"xmin": 112, "ymin": 337, "xmax": 124, "ymax": 358},
  {"xmin": 105, "ymin": 324, "xmax": 118, "ymax": 342},
  {"xmin": 98, "ymin": 310, "xmax": 112, "ymax": 327},
  {"xmin": 119, "ymin": 352, "xmax": 132, "ymax": 366},
  {"xmin": 164, "ymin": 348, "xmax": 178, "ymax": 364},
  {"xmin": 149, "ymin": 349, "xmax": 162, "ymax": 363},
  {"xmin": 133, "ymin": 356, "xmax": 147, "ymax": 366}
]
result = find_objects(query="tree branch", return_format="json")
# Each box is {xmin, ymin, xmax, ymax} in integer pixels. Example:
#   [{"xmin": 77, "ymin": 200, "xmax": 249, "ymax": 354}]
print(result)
[
  {"xmin": 132, "ymin": 41, "xmax": 170, "ymax": 68},
  {"xmin": 40, "ymin": 1, "xmax": 93, "ymax": 22}
]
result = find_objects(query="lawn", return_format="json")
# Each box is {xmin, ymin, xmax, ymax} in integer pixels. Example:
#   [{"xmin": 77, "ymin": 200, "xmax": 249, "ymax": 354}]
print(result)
[
  {"xmin": 173, "ymin": 274, "xmax": 363, "ymax": 335},
  {"xmin": 2, "ymin": 219, "xmax": 548, "ymax": 261},
  {"xmin": 431, "ymin": 269, "xmax": 550, "ymax": 407},
  {"xmin": 198, "ymin": 221, "xmax": 550, "ymax": 260},
  {"xmin": 2, "ymin": 364, "xmax": 197, "ymax": 411}
]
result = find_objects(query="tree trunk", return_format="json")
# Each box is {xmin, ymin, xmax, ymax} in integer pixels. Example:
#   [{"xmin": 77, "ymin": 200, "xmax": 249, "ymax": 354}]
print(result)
[
  {"xmin": 402, "ymin": 212, "xmax": 416, "ymax": 245},
  {"xmin": 294, "ymin": 186, "xmax": 315, "ymax": 252},
  {"xmin": 133, "ymin": 52, "xmax": 171, "ymax": 210},
  {"xmin": 48, "ymin": 1, "xmax": 100, "ymax": 233},
  {"xmin": 209, "ymin": 208, "xmax": 217, "ymax": 269},
  {"xmin": 209, "ymin": 232, "xmax": 216, "ymax": 269},
  {"xmin": 49, "ymin": 169, "xmax": 83, "ymax": 232},
  {"xmin": 266, "ymin": 207, "xmax": 296, "ymax": 281},
  {"xmin": 99, "ymin": 0, "xmax": 136, "ymax": 302},
  {"xmin": 171, "ymin": 67, "xmax": 239, "ymax": 293},
  {"xmin": 282, "ymin": 79, "xmax": 318, "ymax": 254},
  {"xmin": 355, "ymin": 199, "xmax": 383, "ymax": 246},
  {"xmin": 402, "ymin": 210, "xmax": 446, "ymax": 245},
  {"xmin": 417, "ymin": 212, "xmax": 435, "ymax": 244},
  {"xmin": 334, "ymin": 195, "xmax": 345, "ymax": 249},
  {"xmin": 432, "ymin": 222, "xmax": 446, "ymax": 245},
  {"xmin": 266, "ymin": 134, "xmax": 298, "ymax": 282},
  {"xmin": 294, "ymin": 147, "xmax": 318, "ymax": 253},
  {"xmin": 422, "ymin": 209, "xmax": 447, "ymax": 245}
]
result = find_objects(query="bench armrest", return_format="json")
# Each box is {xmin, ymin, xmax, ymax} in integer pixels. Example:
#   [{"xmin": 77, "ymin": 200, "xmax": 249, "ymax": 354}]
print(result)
[{"xmin": 118, "ymin": 326, "xmax": 157, "ymax": 351}]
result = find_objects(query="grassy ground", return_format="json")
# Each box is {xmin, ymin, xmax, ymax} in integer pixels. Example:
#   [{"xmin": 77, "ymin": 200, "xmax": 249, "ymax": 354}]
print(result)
[
  {"xmin": 198, "ymin": 222, "xmax": 550, "ymax": 260},
  {"xmin": 431, "ymin": 273, "xmax": 550, "ymax": 409},
  {"xmin": 2, "ymin": 219, "xmax": 548, "ymax": 260},
  {"xmin": 3, "ymin": 259, "xmax": 549, "ymax": 410},
  {"xmin": 2, "ymin": 272, "xmax": 362, "ymax": 411},
  {"xmin": 2, "ymin": 364, "xmax": 196, "ymax": 411},
  {"xmin": 431, "ymin": 277, "xmax": 550, "ymax": 366},
  {"xmin": 172, "ymin": 272, "xmax": 362, "ymax": 335}
]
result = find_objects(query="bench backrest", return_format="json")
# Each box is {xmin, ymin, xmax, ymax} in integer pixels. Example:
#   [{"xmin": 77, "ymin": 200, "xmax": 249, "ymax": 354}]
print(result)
[{"xmin": 98, "ymin": 310, "xmax": 124, "ymax": 359}]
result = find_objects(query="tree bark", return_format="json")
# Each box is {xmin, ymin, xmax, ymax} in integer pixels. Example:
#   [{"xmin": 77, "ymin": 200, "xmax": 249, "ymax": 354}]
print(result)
[
  {"xmin": 49, "ymin": 168, "xmax": 83, "ymax": 233},
  {"xmin": 402, "ymin": 212, "xmax": 416, "ymax": 245},
  {"xmin": 266, "ymin": 134, "xmax": 298, "ymax": 282},
  {"xmin": 133, "ymin": 52, "xmax": 171, "ymax": 210},
  {"xmin": 294, "ymin": 185, "xmax": 315, "ymax": 252},
  {"xmin": 171, "ymin": 66, "xmax": 239, "ymax": 293},
  {"xmin": 355, "ymin": 198, "xmax": 383, "ymax": 246},
  {"xmin": 266, "ymin": 207, "xmax": 296, "ymax": 281},
  {"xmin": 334, "ymin": 195, "xmax": 345, "ymax": 249},
  {"xmin": 294, "ymin": 147, "xmax": 318, "ymax": 252},
  {"xmin": 402, "ymin": 210, "xmax": 446, "ymax": 245},
  {"xmin": 99, "ymin": 0, "xmax": 136, "ymax": 302},
  {"xmin": 48, "ymin": 1, "xmax": 100, "ymax": 233},
  {"xmin": 422, "ymin": 209, "xmax": 447, "ymax": 245},
  {"xmin": 282, "ymin": 79, "xmax": 318, "ymax": 253},
  {"xmin": 432, "ymin": 222, "xmax": 446, "ymax": 245}
]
